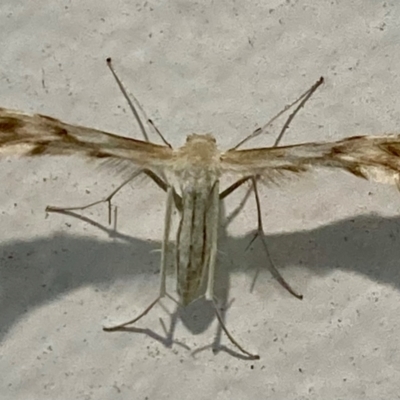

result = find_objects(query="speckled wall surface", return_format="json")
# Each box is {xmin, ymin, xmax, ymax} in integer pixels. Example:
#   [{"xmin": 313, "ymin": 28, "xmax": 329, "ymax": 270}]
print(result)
[{"xmin": 1, "ymin": 1, "xmax": 400, "ymax": 399}]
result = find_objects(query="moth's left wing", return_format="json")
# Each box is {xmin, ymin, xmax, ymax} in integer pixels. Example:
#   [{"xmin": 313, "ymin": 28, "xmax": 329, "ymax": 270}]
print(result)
[
  {"xmin": 221, "ymin": 134, "xmax": 400, "ymax": 188},
  {"xmin": 0, "ymin": 108, "xmax": 174, "ymax": 169}
]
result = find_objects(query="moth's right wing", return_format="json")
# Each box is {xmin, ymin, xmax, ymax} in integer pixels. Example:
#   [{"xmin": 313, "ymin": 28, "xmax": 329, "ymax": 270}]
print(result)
[
  {"xmin": 220, "ymin": 134, "xmax": 400, "ymax": 189},
  {"xmin": 0, "ymin": 108, "xmax": 174, "ymax": 169}
]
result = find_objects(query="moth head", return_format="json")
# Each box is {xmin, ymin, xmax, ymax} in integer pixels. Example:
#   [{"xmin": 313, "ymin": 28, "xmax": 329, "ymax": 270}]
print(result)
[{"xmin": 177, "ymin": 133, "xmax": 219, "ymax": 166}]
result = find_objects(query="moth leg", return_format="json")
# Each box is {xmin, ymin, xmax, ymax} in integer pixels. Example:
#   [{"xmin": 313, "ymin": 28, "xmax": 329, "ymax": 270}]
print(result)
[
  {"xmin": 219, "ymin": 176, "xmax": 252, "ymax": 200},
  {"xmin": 249, "ymin": 177, "xmax": 303, "ymax": 300},
  {"xmin": 205, "ymin": 182, "xmax": 259, "ymax": 359},
  {"xmin": 205, "ymin": 181, "xmax": 220, "ymax": 301},
  {"xmin": 46, "ymin": 169, "xmax": 169, "ymax": 224},
  {"xmin": 103, "ymin": 186, "xmax": 174, "ymax": 331},
  {"xmin": 221, "ymin": 177, "xmax": 302, "ymax": 299},
  {"xmin": 211, "ymin": 298, "xmax": 260, "ymax": 360}
]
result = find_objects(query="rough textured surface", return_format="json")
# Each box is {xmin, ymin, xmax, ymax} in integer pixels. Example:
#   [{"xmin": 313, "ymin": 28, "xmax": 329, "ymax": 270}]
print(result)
[{"xmin": 1, "ymin": 1, "xmax": 400, "ymax": 399}]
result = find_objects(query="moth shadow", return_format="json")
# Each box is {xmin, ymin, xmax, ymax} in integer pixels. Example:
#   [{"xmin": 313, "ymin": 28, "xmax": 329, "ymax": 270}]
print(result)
[
  {"xmin": 1, "ymin": 212, "xmax": 400, "ymax": 354},
  {"xmin": 240, "ymin": 213, "xmax": 400, "ymax": 297}
]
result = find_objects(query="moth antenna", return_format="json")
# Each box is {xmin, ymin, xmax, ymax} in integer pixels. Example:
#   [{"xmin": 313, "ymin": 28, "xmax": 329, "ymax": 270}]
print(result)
[
  {"xmin": 106, "ymin": 58, "xmax": 172, "ymax": 147},
  {"xmin": 231, "ymin": 76, "xmax": 324, "ymax": 150},
  {"xmin": 106, "ymin": 57, "xmax": 149, "ymax": 142},
  {"xmin": 272, "ymin": 76, "xmax": 324, "ymax": 148},
  {"xmin": 148, "ymin": 118, "xmax": 172, "ymax": 148}
]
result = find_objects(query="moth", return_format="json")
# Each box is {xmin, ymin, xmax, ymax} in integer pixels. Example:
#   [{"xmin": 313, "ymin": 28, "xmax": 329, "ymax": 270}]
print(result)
[{"xmin": 1, "ymin": 70, "xmax": 400, "ymax": 360}]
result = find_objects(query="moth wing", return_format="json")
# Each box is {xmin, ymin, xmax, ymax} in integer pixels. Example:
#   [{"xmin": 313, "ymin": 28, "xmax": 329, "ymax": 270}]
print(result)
[
  {"xmin": 0, "ymin": 108, "xmax": 174, "ymax": 170},
  {"xmin": 221, "ymin": 135, "xmax": 400, "ymax": 188}
]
